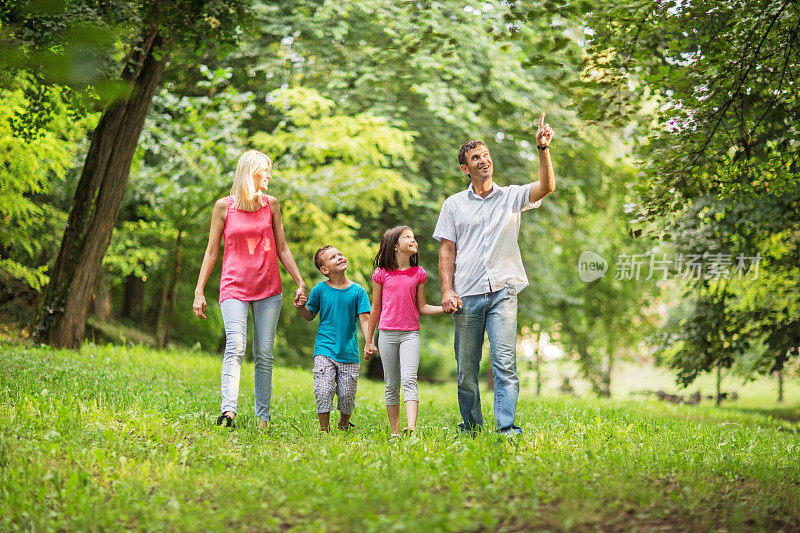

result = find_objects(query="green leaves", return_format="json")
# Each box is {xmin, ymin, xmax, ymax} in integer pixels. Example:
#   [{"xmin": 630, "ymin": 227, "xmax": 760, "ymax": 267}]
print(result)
[
  {"xmin": 575, "ymin": 0, "xmax": 800, "ymax": 384},
  {"xmin": 253, "ymin": 86, "xmax": 420, "ymax": 213},
  {"xmin": 0, "ymin": 74, "xmax": 97, "ymax": 291}
]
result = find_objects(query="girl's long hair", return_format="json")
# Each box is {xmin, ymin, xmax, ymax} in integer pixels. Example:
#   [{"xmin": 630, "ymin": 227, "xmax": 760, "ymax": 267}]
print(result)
[
  {"xmin": 374, "ymin": 225, "xmax": 418, "ymax": 270},
  {"xmin": 231, "ymin": 149, "xmax": 271, "ymax": 211}
]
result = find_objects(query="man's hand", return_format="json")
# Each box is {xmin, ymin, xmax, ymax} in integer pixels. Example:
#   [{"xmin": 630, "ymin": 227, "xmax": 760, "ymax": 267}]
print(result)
[
  {"xmin": 535, "ymin": 112, "xmax": 554, "ymax": 148},
  {"xmin": 441, "ymin": 289, "xmax": 462, "ymax": 314}
]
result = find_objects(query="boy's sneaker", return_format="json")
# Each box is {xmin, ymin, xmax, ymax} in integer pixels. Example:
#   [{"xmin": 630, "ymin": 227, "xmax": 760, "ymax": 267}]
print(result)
[{"xmin": 337, "ymin": 421, "xmax": 355, "ymax": 431}]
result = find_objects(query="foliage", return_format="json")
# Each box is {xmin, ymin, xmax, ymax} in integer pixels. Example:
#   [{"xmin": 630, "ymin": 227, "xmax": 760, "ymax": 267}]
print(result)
[
  {"xmin": 582, "ymin": 0, "xmax": 800, "ymax": 216},
  {"xmin": 654, "ymin": 195, "xmax": 800, "ymax": 386},
  {"xmin": 1, "ymin": 342, "xmax": 799, "ymax": 530},
  {"xmin": 239, "ymin": 0, "xmax": 588, "ymax": 229},
  {"xmin": 580, "ymin": 0, "xmax": 800, "ymax": 383},
  {"xmin": 0, "ymin": 74, "xmax": 97, "ymax": 292},
  {"xmin": 254, "ymin": 87, "xmax": 420, "ymax": 213},
  {"xmin": 0, "ymin": 0, "xmax": 135, "ymax": 122},
  {"xmin": 102, "ymin": 220, "xmax": 172, "ymax": 281}
]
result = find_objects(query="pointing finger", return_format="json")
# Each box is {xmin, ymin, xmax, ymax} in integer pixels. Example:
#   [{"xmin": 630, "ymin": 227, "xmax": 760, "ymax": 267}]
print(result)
[{"xmin": 539, "ymin": 112, "xmax": 545, "ymax": 128}]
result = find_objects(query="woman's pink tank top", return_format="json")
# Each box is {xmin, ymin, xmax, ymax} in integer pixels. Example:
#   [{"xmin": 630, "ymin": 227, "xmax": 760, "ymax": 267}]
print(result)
[{"xmin": 219, "ymin": 195, "xmax": 282, "ymax": 303}]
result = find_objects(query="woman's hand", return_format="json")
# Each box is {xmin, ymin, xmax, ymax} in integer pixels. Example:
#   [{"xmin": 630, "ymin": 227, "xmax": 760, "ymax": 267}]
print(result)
[
  {"xmin": 193, "ymin": 292, "xmax": 207, "ymax": 319},
  {"xmin": 294, "ymin": 284, "xmax": 307, "ymax": 307}
]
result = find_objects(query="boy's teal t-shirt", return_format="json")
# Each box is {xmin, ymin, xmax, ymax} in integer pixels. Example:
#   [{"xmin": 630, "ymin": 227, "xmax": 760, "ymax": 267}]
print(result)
[{"xmin": 307, "ymin": 281, "xmax": 371, "ymax": 364}]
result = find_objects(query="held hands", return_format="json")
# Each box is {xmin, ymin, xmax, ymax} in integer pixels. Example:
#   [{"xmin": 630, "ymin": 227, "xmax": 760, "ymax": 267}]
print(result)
[
  {"xmin": 192, "ymin": 292, "xmax": 207, "ymax": 319},
  {"xmin": 441, "ymin": 290, "xmax": 462, "ymax": 314},
  {"xmin": 536, "ymin": 112, "xmax": 554, "ymax": 148},
  {"xmin": 293, "ymin": 285, "xmax": 308, "ymax": 309},
  {"xmin": 364, "ymin": 341, "xmax": 378, "ymax": 361}
]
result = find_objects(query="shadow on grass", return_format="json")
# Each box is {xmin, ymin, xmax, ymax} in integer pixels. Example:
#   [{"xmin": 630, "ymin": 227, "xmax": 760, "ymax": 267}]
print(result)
[
  {"xmin": 85, "ymin": 318, "xmax": 155, "ymax": 347},
  {"xmin": 722, "ymin": 405, "xmax": 800, "ymax": 424}
]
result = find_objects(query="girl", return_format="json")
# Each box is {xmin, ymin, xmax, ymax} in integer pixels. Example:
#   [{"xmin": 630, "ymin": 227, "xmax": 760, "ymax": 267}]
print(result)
[
  {"xmin": 364, "ymin": 226, "xmax": 443, "ymax": 438},
  {"xmin": 193, "ymin": 149, "xmax": 307, "ymax": 429}
]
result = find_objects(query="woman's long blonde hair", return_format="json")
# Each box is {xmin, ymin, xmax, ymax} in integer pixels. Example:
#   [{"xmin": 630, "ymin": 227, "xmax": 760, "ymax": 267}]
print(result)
[{"xmin": 231, "ymin": 149, "xmax": 272, "ymax": 211}]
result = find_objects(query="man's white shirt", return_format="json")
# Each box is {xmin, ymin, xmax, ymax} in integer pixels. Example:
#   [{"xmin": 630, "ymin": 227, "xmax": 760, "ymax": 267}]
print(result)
[{"xmin": 433, "ymin": 182, "xmax": 541, "ymax": 297}]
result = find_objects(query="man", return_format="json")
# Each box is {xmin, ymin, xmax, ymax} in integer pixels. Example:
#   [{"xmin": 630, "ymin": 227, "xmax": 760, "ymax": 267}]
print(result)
[{"xmin": 433, "ymin": 113, "xmax": 555, "ymax": 435}]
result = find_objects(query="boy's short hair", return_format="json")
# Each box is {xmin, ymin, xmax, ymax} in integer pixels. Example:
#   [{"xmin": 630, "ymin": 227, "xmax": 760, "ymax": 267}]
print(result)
[
  {"xmin": 314, "ymin": 245, "xmax": 334, "ymax": 271},
  {"xmin": 458, "ymin": 140, "xmax": 487, "ymax": 166}
]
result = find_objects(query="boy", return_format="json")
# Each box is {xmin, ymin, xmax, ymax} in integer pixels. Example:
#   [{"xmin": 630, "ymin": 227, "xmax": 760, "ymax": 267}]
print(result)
[{"xmin": 295, "ymin": 245, "xmax": 371, "ymax": 432}]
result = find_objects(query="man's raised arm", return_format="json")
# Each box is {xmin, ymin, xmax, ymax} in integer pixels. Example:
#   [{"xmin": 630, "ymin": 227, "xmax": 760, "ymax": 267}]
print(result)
[{"xmin": 529, "ymin": 112, "xmax": 556, "ymax": 204}]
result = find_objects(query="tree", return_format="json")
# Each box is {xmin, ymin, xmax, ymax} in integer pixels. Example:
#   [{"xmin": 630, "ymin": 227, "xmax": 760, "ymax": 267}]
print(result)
[
  {"xmin": 652, "ymin": 195, "xmax": 799, "ymax": 391},
  {"xmin": 27, "ymin": 0, "xmax": 250, "ymax": 347},
  {"xmin": 579, "ymin": 0, "xmax": 800, "ymax": 384}
]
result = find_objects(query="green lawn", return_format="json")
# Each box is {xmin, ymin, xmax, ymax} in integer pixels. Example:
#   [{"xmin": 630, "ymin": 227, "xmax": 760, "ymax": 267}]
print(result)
[{"xmin": 1, "ymin": 342, "xmax": 798, "ymax": 531}]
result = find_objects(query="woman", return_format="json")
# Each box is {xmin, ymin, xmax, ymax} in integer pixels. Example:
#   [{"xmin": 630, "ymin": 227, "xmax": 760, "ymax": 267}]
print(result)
[{"xmin": 193, "ymin": 149, "xmax": 307, "ymax": 429}]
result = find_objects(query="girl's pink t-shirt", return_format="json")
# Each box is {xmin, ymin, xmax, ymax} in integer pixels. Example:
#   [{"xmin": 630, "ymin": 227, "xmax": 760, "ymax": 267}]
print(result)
[
  {"xmin": 372, "ymin": 266, "xmax": 427, "ymax": 331},
  {"xmin": 219, "ymin": 195, "xmax": 282, "ymax": 304}
]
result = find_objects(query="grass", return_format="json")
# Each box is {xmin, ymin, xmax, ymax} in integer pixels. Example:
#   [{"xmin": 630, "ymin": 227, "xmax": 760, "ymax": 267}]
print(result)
[{"xmin": 1, "ymin": 341, "xmax": 799, "ymax": 531}]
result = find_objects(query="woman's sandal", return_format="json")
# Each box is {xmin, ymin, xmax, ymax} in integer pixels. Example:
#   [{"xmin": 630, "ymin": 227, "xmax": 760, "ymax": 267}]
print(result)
[{"xmin": 216, "ymin": 413, "xmax": 235, "ymax": 429}]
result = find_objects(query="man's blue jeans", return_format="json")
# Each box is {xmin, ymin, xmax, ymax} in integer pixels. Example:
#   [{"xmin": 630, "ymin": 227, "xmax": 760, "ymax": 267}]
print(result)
[
  {"xmin": 453, "ymin": 287, "xmax": 521, "ymax": 434},
  {"xmin": 219, "ymin": 294, "xmax": 282, "ymax": 421}
]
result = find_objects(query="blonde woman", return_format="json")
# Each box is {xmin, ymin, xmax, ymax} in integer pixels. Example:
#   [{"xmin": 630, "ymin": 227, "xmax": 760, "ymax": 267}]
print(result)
[{"xmin": 193, "ymin": 149, "xmax": 307, "ymax": 429}]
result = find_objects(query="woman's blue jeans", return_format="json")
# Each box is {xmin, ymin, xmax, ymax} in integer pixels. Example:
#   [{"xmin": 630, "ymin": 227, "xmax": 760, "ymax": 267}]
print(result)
[
  {"xmin": 219, "ymin": 294, "xmax": 282, "ymax": 421},
  {"xmin": 452, "ymin": 287, "xmax": 521, "ymax": 434}
]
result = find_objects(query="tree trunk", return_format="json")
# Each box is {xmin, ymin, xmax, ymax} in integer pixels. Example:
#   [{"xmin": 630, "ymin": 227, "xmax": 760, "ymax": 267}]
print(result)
[
  {"xmin": 575, "ymin": 341, "xmax": 604, "ymax": 396},
  {"xmin": 600, "ymin": 339, "xmax": 614, "ymax": 398},
  {"xmin": 716, "ymin": 365, "xmax": 722, "ymax": 406},
  {"xmin": 600, "ymin": 352, "xmax": 612, "ymax": 398},
  {"xmin": 34, "ymin": 28, "xmax": 170, "ymax": 348},
  {"xmin": 91, "ymin": 280, "xmax": 112, "ymax": 322},
  {"xmin": 155, "ymin": 230, "xmax": 182, "ymax": 349},
  {"xmin": 534, "ymin": 332, "xmax": 541, "ymax": 397},
  {"xmin": 123, "ymin": 273, "xmax": 145, "ymax": 320},
  {"xmin": 777, "ymin": 369, "xmax": 784, "ymax": 403}
]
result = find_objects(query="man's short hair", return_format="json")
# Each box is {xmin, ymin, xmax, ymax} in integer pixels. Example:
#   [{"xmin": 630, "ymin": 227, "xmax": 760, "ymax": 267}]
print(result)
[
  {"xmin": 458, "ymin": 140, "xmax": 487, "ymax": 166},
  {"xmin": 314, "ymin": 245, "xmax": 334, "ymax": 270}
]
